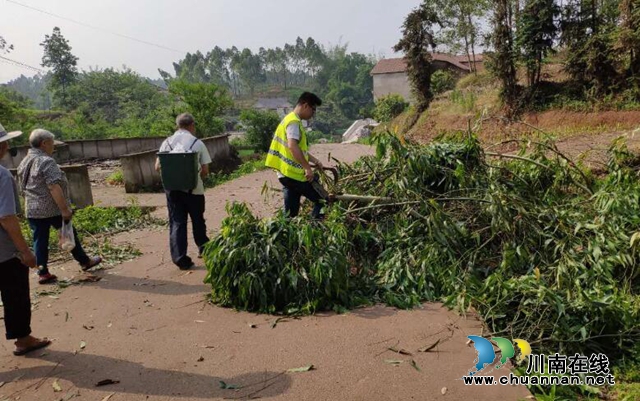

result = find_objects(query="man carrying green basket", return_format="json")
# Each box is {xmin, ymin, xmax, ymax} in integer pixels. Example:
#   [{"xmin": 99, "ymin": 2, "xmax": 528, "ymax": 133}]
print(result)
[{"xmin": 155, "ymin": 113, "xmax": 211, "ymax": 270}]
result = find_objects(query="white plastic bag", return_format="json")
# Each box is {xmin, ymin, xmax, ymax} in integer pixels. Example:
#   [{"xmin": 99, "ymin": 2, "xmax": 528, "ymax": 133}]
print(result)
[{"xmin": 59, "ymin": 220, "xmax": 76, "ymax": 252}]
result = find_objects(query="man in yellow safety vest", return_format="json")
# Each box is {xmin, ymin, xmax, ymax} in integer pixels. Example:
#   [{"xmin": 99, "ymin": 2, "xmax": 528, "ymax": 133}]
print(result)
[{"xmin": 265, "ymin": 92, "xmax": 325, "ymax": 218}]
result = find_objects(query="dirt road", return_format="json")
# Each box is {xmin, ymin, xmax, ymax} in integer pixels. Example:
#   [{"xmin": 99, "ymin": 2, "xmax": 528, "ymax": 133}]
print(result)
[{"xmin": 0, "ymin": 144, "xmax": 530, "ymax": 401}]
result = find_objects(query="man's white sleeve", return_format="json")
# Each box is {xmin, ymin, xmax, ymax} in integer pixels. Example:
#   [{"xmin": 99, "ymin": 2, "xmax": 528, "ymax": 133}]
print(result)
[
  {"xmin": 199, "ymin": 141, "xmax": 212, "ymax": 165},
  {"xmin": 286, "ymin": 123, "xmax": 301, "ymax": 141}
]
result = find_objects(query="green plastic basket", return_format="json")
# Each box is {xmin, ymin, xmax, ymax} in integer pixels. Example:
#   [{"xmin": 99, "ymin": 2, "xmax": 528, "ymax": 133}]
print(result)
[{"xmin": 157, "ymin": 152, "xmax": 199, "ymax": 191}]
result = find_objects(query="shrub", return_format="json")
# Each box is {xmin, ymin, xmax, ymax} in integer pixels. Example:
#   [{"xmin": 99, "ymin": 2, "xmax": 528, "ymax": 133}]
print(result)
[
  {"xmin": 239, "ymin": 109, "xmax": 280, "ymax": 153},
  {"xmin": 105, "ymin": 169, "xmax": 124, "ymax": 185},
  {"xmin": 373, "ymin": 94, "xmax": 409, "ymax": 123},
  {"xmin": 431, "ymin": 70, "xmax": 456, "ymax": 95}
]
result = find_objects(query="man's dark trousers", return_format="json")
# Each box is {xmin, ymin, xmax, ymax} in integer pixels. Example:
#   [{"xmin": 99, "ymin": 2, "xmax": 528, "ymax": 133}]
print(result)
[
  {"xmin": 278, "ymin": 176, "xmax": 323, "ymax": 219},
  {"xmin": 165, "ymin": 190, "xmax": 209, "ymax": 268},
  {"xmin": 0, "ymin": 258, "xmax": 32, "ymax": 340}
]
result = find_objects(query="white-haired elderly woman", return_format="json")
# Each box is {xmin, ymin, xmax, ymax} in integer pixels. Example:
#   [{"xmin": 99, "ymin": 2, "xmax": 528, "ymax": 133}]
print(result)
[{"xmin": 17, "ymin": 129, "xmax": 101, "ymax": 284}]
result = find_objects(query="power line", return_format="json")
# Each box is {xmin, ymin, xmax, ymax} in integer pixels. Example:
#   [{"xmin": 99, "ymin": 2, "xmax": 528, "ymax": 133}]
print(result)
[
  {"xmin": 0, "ymin": 55, "xmax": 45, "ymax": 73},
  {"xmin": 7, "ymin": 0, "xmax": 188, "ymax": 55}
]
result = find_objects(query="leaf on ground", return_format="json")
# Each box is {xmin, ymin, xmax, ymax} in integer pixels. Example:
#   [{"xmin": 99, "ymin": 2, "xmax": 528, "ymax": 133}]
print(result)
[
  {"xmin": 101, "ymin": 392, "xmax": 115, "ymax": 401},
  {"xmin": 271, "ymin": 317, "xmax": 286, "ymax": 329},
  {"xmin": 384, "ymin": 360, "xmax": 404, "ymax": 366},
  {"xmin": 441, "ymin": 387, "xmax": 447, "ymax": 395},
  {"xmin": 219, "ymin": 380, "xmax": 241, "ymax": 390},
  {"xmin": 287, "ymin": 365, "xmax": 314, "ymax": 373},
  {"xmin": 107, "ymin": 322, "xmax": 112, "ymax": 328},
  {"xmin": 418, "ymin": 339, "xmax": 441, "ymax": 352},
  {"xmin": 95, "ymin": 379, "xmax": 120, "ymax": 387},
  {"xmin": 83, "ymin": 325, "xmax": 94, "ymax": 331},
  {"xmin": 388, "ymin": 346, "xmax": 413, "ymax": 356},
  {"xmin": 194, "ymin": 320, "xmax": 206, "ymax": 323},
  {"xmin": 410, "ymin": 359, "xmax": 421, "ymax": 372},
  {"xmin": 80, "ymin": 341, "xmax": 86, "ymax": 350},
  {"xmin": 53, "ymin": 379, "xmax": 62, "ymax": 392}
]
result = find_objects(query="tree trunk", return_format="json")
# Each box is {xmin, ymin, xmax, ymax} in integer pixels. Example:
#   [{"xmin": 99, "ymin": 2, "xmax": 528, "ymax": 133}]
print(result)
[
  {"xmin": 467, "ymin": 13, "xmax": 477, "ymax": 73},
  {"xmin": 464, "ymin": 34, "xmax": 473, "ymax": 73}
]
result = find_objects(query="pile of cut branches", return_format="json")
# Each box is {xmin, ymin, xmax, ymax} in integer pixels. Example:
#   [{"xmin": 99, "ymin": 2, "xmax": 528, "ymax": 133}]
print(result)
[{"xmin": 204, "ymin": 131, "xmax": 640, "ymax": 359}]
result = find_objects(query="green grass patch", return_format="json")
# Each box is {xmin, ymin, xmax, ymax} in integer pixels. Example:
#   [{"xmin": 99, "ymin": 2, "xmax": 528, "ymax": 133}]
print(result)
[
  {"xmin": 237, "ymin": 148, "xmax": 257, "ymax": 158},
  {"xmin": 105, "ymin": 169, "xmax": 124, "ymax": 185}
]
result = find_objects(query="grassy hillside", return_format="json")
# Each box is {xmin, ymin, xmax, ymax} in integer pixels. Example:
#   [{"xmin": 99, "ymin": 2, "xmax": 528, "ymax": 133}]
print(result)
[{"xmin": 383, "ymin": 64, "xmax": 640, "ymax": 146}]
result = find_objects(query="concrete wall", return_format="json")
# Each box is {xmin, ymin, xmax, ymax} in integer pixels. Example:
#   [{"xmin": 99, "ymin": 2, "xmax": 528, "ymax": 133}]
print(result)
[
  {"xmin": 1, "ymin": 144, "xmax": 71, "ymax": 169},
  {"xmin": 9, "ymin": 164, "xmax": 94, "ymax": 209},
  {"xmin": 60, "ymin": 165, "xmax": 94, "ymax": 209},
  {"xmin": 121, "ymin": 134, "xmax": 236, "ymax": 193},
  {"xmin": 0, "ymin": 137, "xmax": 166, "ymax": 169},
  {"xmin": 372, "ymin": 63, "xmax": 469, "ymax": 103},
  {"xmin": 373, "ymin": 72, "xmax": 414, "ymax": 102},
  {"xmin": 65, "ymin": 137, "xmax": 166, "ymax": 161}
]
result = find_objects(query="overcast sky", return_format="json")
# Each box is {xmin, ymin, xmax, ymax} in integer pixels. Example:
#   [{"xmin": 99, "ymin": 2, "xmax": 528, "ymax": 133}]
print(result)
[{"xmin": 0, "ymin": 0, "xmax": 423, "ymax": 83}]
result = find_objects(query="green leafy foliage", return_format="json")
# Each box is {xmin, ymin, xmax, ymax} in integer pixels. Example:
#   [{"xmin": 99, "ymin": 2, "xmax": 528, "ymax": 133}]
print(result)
[
  {"xmin": 71, "ymin": 205, "xmax": 158, "ymax": 235},
  {"xmin": 105, "ymin": 170, "xmax": 124, "ymax": 186},
  {"xmin": 394, "ymin": 3, "xmax": 440, "ymax": 112},
  {"xmin": 203, "ymin": 203, "xmax": 360, "ymax": 314},
  {"xmin": 168, "ymin": 80, "xmax": 233, "ymax": 137},
  {"xmin": 515, "ymin": 0, "xmax": 559, "ymax": 89},
  {"xmin": 239, "ymin": 109, "xmax": 280, "ymax": 153},
  {"xmin": 40, "ymin": 27, "xmax": 78, "ymax": 107},
  {"xmin": 373, "ymin": 95, "xmax": 409, "ymax": 123},
  {"xmin": 430, "ymin": 70, "xmax": 456, "ymax": 95},
  {"xmin": 489, "ymin": 0, "xmax": 519, "ymax": 115},
  {"xmin": 204, "ymin": 130, "xmax": 640, "ymax": 372}
]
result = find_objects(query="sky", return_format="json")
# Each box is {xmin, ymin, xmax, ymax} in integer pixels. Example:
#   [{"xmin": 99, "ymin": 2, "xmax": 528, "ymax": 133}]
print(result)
[{"xmin": 0, "ymin": 0, "xmax": 423, "ymax": 84}]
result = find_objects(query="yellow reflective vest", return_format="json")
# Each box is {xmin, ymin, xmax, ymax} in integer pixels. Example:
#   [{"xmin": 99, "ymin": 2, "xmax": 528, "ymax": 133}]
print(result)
[{"xmin": 265, "ymin": 112, "xmax": 308, "ymax": 182}]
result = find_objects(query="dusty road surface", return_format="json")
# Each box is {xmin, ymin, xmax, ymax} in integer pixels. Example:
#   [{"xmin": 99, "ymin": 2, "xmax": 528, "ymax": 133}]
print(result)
[{"xmin": 0, "ymin": 143, "xmax": 530, "ymax": 401}]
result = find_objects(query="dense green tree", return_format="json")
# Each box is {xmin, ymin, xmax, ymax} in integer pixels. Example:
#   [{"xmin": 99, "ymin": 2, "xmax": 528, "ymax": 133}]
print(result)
[
  {"xmin": 4, "ymin": 74, "xmax": 52, "ymax": 109},
  {"xmin": 239, "ymin": 109, "xmax": 280, "ymax": 153},
  {"xmin": 394, "ymin": 2, "xmax": 441, "ymax": 112},
  {"xmin": 169, "ymin": 80, "xmax": 233, "ymax": 137},
  {"xmin": 489, "ymin": 0, "xmax": 519, "ymax": 115},
  {"xmin": 231, "ymin": 49, "xmax": 266, "ymax": 96},
  {"xmin": 66, "ymin": 68, "xmax": 168, "ymax": 123},
  {"xmin": 561, "ymin": 0, "xmax": 620, "ymax": 95},
  {"xmin": 40, "ymin": 27, "xmax": 79, "ymax": 106},
  {"xmin": 207, "ymin": 46, "xmax": 232, "ymax": 87},
  {"xmin": 516, "ymin": 0, "xmax": 559, "ymax": 88},
  {"xmin": 618, "ymin": 0, "xmax": 640, "ymax": 94},
  {"xmin": 0, "ymin": 87, "xmax": 33, "ymax": 108}
]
